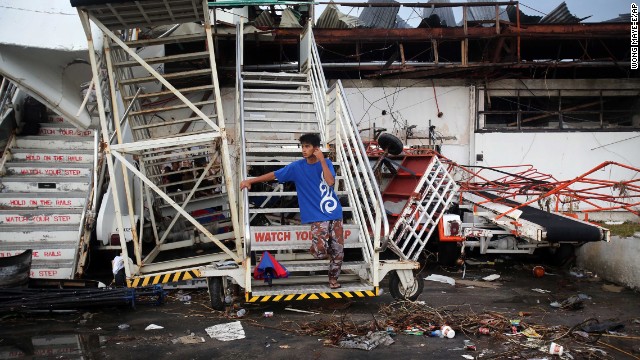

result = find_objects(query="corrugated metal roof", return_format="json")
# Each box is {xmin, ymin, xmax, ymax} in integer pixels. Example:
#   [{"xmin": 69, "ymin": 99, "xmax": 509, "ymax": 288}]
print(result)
[
  {"xmin": 465, "ymin": 0, "xmax": 509, "ymax": 23},
  {"xmin": 254, "ymin": 10, "xmax": 275, "ymax": 27},
  {"xmin": 422, "ymin": 0, "xmax": 456, "ymax": 28},
  {"xmin": 280, "ymin": 8, "xmax": 302, "ymax": 28},
  {"xmin": 316, "ymin": 3, "xmax": 363, "ymax": 29},
  {"xmin": 603, "ymin": 13, "xmax": 631, "ymax": 23},
  {"xmin": 539, "ymin": 1, "xmax": 580, "ymax": 24},
  {"xmin": 396, "ymin": 15, "xmax": 410, "ymax": 28},
  {"xmin": 358, "ymin": 0, "xmax": 400, "ymax": 29}
]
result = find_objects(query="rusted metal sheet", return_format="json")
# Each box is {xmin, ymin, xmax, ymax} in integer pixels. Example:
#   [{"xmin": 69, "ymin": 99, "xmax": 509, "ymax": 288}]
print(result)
[
  {"xmin": 358, "ymin": 0, "xmax": 400, "ymax": 29},
  {"xmin": 539, "ymin": 1, "xmax": 580, "ymax": 24},
  {"xmin": 316, "ymin": 4, "xmax": 363, "ymax": 29},
  {"xmin": 272, "ymin": 23, "xmax": 629, "ymax": 43},
  {"xmin": 423, "ymin": 0, "xmax": 456, "ymax": 27}
]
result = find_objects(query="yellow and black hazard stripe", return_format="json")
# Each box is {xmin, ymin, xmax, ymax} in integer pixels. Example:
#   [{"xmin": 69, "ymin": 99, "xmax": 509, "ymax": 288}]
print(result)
[
  {"xmin": 127, "ymin": 269, "xmax": 202, "ymax": 287},
  {"xmin": 246, "ymin": 287, "xmax": 378, "ymax": 303}
]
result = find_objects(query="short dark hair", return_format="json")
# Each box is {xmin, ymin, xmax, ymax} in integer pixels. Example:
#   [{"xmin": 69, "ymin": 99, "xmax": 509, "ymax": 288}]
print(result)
[{"xmin": 299, "ymin": 133, "xmax": 321, "ymax": 147}]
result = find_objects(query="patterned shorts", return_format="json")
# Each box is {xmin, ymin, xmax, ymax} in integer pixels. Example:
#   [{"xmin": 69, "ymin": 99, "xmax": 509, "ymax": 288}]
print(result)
[{"xmin": 309, "ymin": 220, "xmax": 344, "ymax": 280}]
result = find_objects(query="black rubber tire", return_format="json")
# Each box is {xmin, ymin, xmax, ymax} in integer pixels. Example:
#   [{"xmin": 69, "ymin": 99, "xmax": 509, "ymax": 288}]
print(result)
[
  {"xmin": 377, "ymin": 133, "xmax": 404, "ymax": 155},
  {"xmin": 389, "ymin": 270, "xmax": 424, "ymax": 301},
  {"xmin": 207, "ymin": 277, "xmax": 225, "ymax": 311}
]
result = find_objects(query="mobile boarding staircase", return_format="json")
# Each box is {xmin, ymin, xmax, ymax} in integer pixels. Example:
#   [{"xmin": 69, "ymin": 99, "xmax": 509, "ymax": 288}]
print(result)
[
  {"xmin": 0, "ymin": 88, "xmax": 99, "ymax": 280},
  {"xmin": 198, "ymin": 23, "xmax": 422, "ymax": 308},
  {"xmin": 73, "ymin": 0, "xmax": 242, "ymax": 285}
]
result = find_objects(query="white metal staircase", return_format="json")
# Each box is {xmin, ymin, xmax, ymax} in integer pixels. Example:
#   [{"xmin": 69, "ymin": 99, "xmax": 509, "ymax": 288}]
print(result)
[
  {"xmin": 385, "ymin": 155, "xmax": 459, "ymax": 261},
  {"xmin": 0, "ymin": 110, "xmax": 97, "ymax": 279},
  {"xmin": 75, "ymin": 0, "xmax": 242, "ymax": 280},
  {"xmin": 238, "ymin": 23, "xmax": 391, "ymax": 299}
]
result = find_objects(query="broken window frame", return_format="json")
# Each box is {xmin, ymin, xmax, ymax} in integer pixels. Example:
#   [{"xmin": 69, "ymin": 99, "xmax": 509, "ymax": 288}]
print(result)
[{"xmin": 476, "ymin": 87, "xmax": 640, "ymax": 131}]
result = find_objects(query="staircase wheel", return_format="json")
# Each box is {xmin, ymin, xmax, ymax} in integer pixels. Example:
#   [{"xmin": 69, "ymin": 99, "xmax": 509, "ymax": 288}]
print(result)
[
  {"xmin": 377, "ymin": 133, "xmax": 404, "ymax": 155},
  {"xmin": 207, "ymin": 277, "xmax": 225, "ymax": 311},
  {"xmin": 389, "ymin": 270, "xmax": 424, "ymax": 301}
]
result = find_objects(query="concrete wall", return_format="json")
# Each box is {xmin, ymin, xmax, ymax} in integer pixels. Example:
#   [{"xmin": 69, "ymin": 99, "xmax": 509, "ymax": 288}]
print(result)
[
  {"xmin": 339, "ymin": 78, "xmax": 640, "ymax": 186},
  {"xmin": 341, "ymin": 79, "xmax": 473, "ymax": 165},
  {"xmin": 577, "ymin": 235, "xmax": 640, "ymax": 290}
]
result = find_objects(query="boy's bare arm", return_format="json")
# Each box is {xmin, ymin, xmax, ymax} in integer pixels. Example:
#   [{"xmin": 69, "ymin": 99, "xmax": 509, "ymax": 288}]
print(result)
[
  {"xmin": 240, "ymin": 172, "xmax": 276, "ymax": 190},
  {"xmin": 313, "ymin": 148, "xmax": 335, "ymax": 186}
]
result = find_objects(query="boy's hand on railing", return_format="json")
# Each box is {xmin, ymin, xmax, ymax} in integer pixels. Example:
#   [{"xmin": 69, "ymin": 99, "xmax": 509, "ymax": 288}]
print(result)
[{"xmin": 240, "ymin": 179, "xmax": 251, "ymax": 190}]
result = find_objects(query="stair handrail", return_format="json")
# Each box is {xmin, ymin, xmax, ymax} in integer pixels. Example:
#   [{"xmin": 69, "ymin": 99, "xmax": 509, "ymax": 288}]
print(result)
[
  {"xmin": 330, "ymin": 80, "xmax": 390, "ymax": 253},
  {"xmin": 236, "ymin": 22, "xmax": 251, "ymax": 259},
  {"xmin": 305, "ymin": 24, "xmax": 327, "ymax": 142},
  {"xmin": 306, "ymin": 25, "xmax": 390, "ymax": 255}
]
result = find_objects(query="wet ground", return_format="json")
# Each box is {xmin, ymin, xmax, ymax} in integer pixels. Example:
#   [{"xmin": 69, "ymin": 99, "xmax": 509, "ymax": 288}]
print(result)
[{"xmin": 2, "ymin": 258, "xmax": 639, "ymax": 360}]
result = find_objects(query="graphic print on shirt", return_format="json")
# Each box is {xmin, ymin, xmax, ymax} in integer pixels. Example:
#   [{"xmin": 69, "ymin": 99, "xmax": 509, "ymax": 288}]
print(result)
[{"xmin": 318, "ymin": 173, "xmax": 337, "ymax": 214}]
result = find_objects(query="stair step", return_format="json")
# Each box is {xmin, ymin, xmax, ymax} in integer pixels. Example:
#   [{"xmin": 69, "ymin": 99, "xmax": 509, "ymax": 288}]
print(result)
[
  {"xmin": 15, "ymin": 136, "xmax": 94, "ymax": 150},
  {"xmin": 119, "ymin": 69, "xmax": 211, "ymax": 86},
  {"xmin": 275, "ymin": 260, "xmax": 368, "ymax": 272},
  {"xmin": 250, "ymin": 281, "xmax": 375, "ymax": 296},
  {"xmin": 245, "ymin": 139, "xmax": 301, "ymax": 145},
  {"xmin": 248, "ymin": 190, "xmax": 348, "ymax": 197},
  {"xmin": 244, "ymin": 117, "xmax": 317, "ymax": 123},
  {"xmin": 0, "ymin": 209, "xmax": 83, "ymax": 225},
  {"xmin": 130, "ymin": 100, "xmax": 215, "ymax": 116},
  {"xmin": 245, "ymin": 127, "xmax": 317, "ymax": 134},
  {"xmin": 249, "ymin": 206, "xmax": 353, "ymax": 215},
  {"xmin": 243, "ymin": 88, "xmax": 312, "ymax": 95},
  {"xmin": 0, "ymin": 192, "xmax": 87, "ymax": 209},
  {"xmin": 131, "ymin": 115, "xmax": 214, "ymax": 131},
  {"xmin": 29, "ymin": 264, "xmax": 75, "ymax": 279},
  {"xmin": 0, "ymin": 177, "xmax": 90, "ymax": 193},
  {"xmin": 125, "ymin": 85, "xmax": 215, "ymax": 101},
  {"xmin": 5, "ymin": 162, "xmax": 92, "ymax": 177},
  {"xmin": 245, "ymin": 147, "xmax": 330, "ymax": 155},
  {"xmin": 0, "ymin": 225, "xmax": 79, "ymax": 242},
  {"xmin": 9, "ymin": 149, "xmax": 94, "ymax": 164},
  {"xmin": 244, "ymin": 97, "xmax": 314, "ymax": 104},
  {"xmin": 245, "ymin": 106, "xmax": 316, "ymax": 114},
  {"xmin": 38, "ymin": 125, "xmax": 95, "ymax": 137},
  {"xmin": 114, "ymin": 51, "xmax": 210, "ymax": 67},
  {"xmin": 243, "ymin": 79, "xmax": 308, "ymax": 87},
  {"xmin": 242, "ymin": 71, "xmax": 308, "ymax": 80},
  {"xmin": 0, "ymin": 243, "xmax": 77, "ymax": 261},
  {"xmin": 124, "ymin": 33, "xmax": 206, "ymax": 47},
  {"xmin": 250, "ymin": 224, "xmax": 360, "ymax": 250},
  {"xmin": 246, "ymin": 159, "xmax": 340, "ymax": 167}
]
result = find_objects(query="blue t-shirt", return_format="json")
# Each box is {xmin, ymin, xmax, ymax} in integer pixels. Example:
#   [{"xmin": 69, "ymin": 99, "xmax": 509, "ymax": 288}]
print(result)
[{"xmin": 274, "ymin": 159, "xmax": 343, "ymax": 224}]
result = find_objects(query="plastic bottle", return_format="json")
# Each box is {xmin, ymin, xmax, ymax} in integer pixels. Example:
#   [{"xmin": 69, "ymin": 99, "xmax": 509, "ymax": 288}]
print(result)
[
  {"xmin": 429, "ymin": 330, "xmax": 443, "ymax": 337},
  {"xmin": 441, "ymin": 325, "xmax": 456, "ymax": 339},
  {"xmin": 237, "ymin": 308, "xmax": 246, "ymax": 317}
]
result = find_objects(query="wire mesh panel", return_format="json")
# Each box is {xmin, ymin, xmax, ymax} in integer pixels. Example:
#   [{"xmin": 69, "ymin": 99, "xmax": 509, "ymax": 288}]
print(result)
[{"xmin": 388, "ymin": 156, "xmax": 458, "ymax": 261}]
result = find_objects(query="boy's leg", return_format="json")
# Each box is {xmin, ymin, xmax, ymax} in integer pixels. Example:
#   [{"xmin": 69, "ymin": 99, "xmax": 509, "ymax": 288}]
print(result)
[
  {"xmin": 327, "ymin": 220, "xmax": 344, "ymax": 288},
  {"xmin": 309, "ymin": 221, "xmax": 329, "ymax": 260}
]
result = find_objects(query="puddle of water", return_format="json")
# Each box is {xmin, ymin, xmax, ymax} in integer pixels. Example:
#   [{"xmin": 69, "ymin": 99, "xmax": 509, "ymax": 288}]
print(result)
[{"xmin": 0, "ymin": 333, "xmax": 106, "ymax": 359}]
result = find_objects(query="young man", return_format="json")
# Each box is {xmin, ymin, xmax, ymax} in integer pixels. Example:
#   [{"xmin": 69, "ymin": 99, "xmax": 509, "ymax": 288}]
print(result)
[{"xmin": 240, "ymin": 133, "xmax": 344, "ymax": 289}]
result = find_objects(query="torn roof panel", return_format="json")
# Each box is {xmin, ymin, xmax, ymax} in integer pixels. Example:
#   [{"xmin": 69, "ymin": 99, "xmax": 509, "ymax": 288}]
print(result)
[
  {"xmin": 422, "ymin": 0, "xmax": 456, "ymax": 28},
  {"xmin": 539, "ymin": 1, "xmax": 581, "ymax": 23},
  {"xmin": 280, "ymin": 8, "xmax": 302, "ymax": 28},
  {"xmin": 358, "ymin": 0, "xmax": 400, "ymax": 29},
  {"xmin": 316, "ymin": 3, "xmax": 363, "ymax": 29},
  {"xmin": 465, "ymin": 0, "xmax": 509, "ymax": 23},
  {"xmin": 602, "ymin": 13, "xmax": 631, "ymax": 23}
]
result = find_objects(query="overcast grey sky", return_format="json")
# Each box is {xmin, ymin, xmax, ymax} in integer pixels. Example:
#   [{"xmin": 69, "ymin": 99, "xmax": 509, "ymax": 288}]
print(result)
[{"xmin": 315, "ymin": 0, "xmax": 632, "ymax": 25}]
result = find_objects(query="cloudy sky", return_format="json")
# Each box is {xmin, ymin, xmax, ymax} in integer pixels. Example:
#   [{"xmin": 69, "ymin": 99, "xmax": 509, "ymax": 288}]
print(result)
[{"xmin": 315, "ymin": 0, "xmax": 631, "ymax": 26}]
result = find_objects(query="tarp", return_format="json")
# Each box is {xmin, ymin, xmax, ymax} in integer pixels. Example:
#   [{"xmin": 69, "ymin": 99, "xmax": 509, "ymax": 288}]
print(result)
[{"xmin": 253, "ymin": 251, "xmax": 289, "ymax": 285}]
